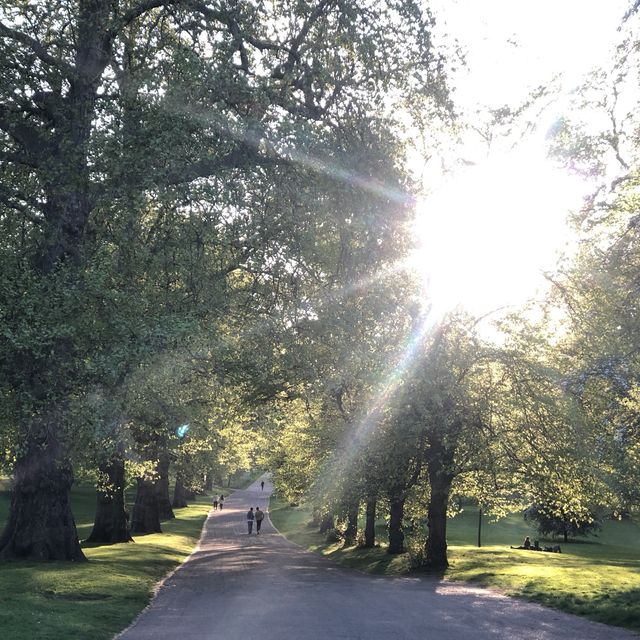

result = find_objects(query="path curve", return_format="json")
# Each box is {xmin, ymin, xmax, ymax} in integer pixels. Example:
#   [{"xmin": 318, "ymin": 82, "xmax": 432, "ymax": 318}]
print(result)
[{"xmin": 116, "ymin": 478, "xmax": 637, "ymax": 639}]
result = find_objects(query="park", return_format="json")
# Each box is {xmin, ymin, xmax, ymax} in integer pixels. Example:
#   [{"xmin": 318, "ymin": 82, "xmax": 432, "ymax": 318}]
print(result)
[{"xmin": 1, "ymin": 0, "xmax": 640, "ymax": 638}]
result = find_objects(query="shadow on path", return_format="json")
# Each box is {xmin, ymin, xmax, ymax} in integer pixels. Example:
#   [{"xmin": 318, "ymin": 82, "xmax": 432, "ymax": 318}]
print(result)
[{"xmin": 116, "ymin": 477, "xmax": 638, "ymax": 640}]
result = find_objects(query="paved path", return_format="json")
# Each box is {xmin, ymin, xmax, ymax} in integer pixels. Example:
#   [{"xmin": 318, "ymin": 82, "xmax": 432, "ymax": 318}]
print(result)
[{"xmin": 117, "ymin": 478, "xmax": 637, "ymax": 639}]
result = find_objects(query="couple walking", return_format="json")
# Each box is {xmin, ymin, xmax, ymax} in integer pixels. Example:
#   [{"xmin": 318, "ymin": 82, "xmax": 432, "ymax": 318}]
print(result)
[{"xmin": 246, "ymin": 507, "xmax": 265, "ymax": 534}]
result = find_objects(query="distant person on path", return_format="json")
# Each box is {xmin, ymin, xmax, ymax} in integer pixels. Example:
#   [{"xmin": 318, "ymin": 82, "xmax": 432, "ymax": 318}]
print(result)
[
  {"xmin": 247, "ymin": 507, "xmax": 255, "ymax": 534},
  {"xmin": 213, "ymin": 497, "xmax": 218, "ymax": 510},
  {"xmin": 261, "ymin": 480, "xmax": 265, "ymax": 491},
  {"xmin": 255, "ymin": 507, "xmax": 265, "ymax": 534},
  {"xmin": 219, "ymin": 494, "xmax": 224, "ymax": 510}
]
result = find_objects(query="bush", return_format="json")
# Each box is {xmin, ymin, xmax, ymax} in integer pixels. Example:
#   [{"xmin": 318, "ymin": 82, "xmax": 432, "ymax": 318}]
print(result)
[
  {"xmin": 407, "ymin": 526, "xmax": 427, "ymax": 568},
  {"xmin": 325, "ymin": 528, "xmax": 341, "ymax": 543}
]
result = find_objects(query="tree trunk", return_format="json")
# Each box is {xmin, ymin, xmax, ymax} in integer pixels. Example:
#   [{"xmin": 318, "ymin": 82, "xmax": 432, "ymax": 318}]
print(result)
[
  {"xmin": 173, "ymin": 471, "xmax": 189, "ymax": 509},
  {"xmin": 387, "ymin": 494, "xmax": 405, "ymax": 554},
  {"xmin": 131, "ymin": 477, "xmax": 162, "ymax": 534},
  {"xmin": 0, "ymin": 1, "xmax": 114, "ymax": 563},
  {"xmin": 363, "ymin": 497, "xmax": 377, "ymax": 548},
  {"xmin": 477, "ymin": 506, "xmax": 482, "ymax": 548},
  {"xmin": 203, "ymin": 472, "xmax": 213, "ymax": 492},
  {"xmin": 86, "ymin": 456, "xmax": 131, "ymax": 544},
  {"xmin": 157, "ymin": 452, "xmax": 174, "ymax": 521},
  {"xmin": 343, "ymin": 500, "xmax": 359, "ymax": 546},
  {"xmin": 425, "ymin": 465, "xmax": 453, "ymax": 570},
  {"xmin": 0, "ymin": 418, "xmax": 86, "ymax": 561}
]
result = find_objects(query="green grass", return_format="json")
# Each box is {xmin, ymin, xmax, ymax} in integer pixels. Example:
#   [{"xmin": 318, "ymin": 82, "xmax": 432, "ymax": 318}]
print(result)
[
  {"xmin": 0, "ymin": 483, "xmax": 216, "ymax": 640},
  {"xmin": 269, "ymin": 496, "xmax": 640, "ymax": 631}
]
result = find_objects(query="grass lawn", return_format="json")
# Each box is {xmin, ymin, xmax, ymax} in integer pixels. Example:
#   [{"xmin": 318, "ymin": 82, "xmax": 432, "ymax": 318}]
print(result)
[
  {"xmin": 269, "ymin": 495, "xmax": 640, "ymax": 631},
  {"xmin": 0, "ymin": 480, "xmax": 233, "ymax": 640}
]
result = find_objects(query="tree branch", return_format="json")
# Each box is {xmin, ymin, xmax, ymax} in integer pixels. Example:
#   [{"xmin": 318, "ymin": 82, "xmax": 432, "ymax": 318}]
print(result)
[
  {"xmin": 0, "ymin": 184, "xmax": 42, "ymax": 221},
  {"xmin": 108, "ymin": 0, "xmax": 186, "ymax": 38},
  {"xmin": 0, "ymin": 21, "xmax": 74, "ymax": 76},
  {"xmin": 622, "ymin": 0, "xmax": 640, "ymax": 24},
  {"xmin": 0, "ymin": 105, "xmax": 49, "ymax": 157},
  {"xmin": 0, "ymin": 150, "xmax": 39, "ymax": 168},
  {"xmin": 163, "ymin": 142, "xmax": 279, "ymax": 185},
  {"xmin": 283, "ymin": 0, "xmax": 336, "ymax": 73}
]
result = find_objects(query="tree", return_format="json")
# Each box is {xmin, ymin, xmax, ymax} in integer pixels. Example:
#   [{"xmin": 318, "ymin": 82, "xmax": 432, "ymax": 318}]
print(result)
[
  {"xmin": 0, "ymin": 0, "xmax": 449, "ymax": 560},
  {"xmin": 524, "ymin": 502, "xmax": 602, "ymax": 543},
  {"xmin": 544, "ymin": 13, "xmax": 640, "ymax": 517}
]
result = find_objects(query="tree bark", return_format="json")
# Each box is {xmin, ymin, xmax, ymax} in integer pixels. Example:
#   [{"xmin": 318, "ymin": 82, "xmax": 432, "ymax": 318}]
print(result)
[
  {"xmin": 172, "ymin": 471, "xmax": 189, "ymax": 509},
  {"xmin": 477, "ymin": 506, "xmax": 482, "ymax": 548},
  {"xmin": 157, "ymin": 452, "xmax": 175, "ymax": 521},
  {"xmin": 363, "ymin": 497, "xmax": 377, "ymax": 548},
  {"xmin": 131, "ymin": 477, "xmax": 162, "ymax": 534},
  {"xmin": 0, "ymin": 417, "xmax": 86, "ymax": 561},
  {"xmin": 424, "ymin": 461, "xmax": 453, "ymax": 570},
  {"xmin": 387, "ymin": 494, "xmax": 405, "ymax": 554},
  {"xmin": 86, "ymin": 456, "xmax": 131, "ymax": 544},
  {"xmin": 203, "ymin": 472, "xmax": 213, "ymax": 492}
]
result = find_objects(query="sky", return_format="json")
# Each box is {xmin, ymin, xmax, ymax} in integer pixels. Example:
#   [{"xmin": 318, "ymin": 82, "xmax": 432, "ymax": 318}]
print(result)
[{"xmin": 410, "ymin": 0, "xmax": 631, "ymax": 320}]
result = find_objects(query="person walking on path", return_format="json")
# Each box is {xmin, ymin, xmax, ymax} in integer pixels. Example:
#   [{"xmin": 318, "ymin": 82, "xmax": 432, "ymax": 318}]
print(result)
[
  {"xmin": 247, "ymin": 507, "xmax": 255, "ymax": 534},
  {"xmin": 261, "ymin": 480, "xmax": 265, "ymax": 491},
  {"xmin": 212, "ymin": 497, "xmax": 218, "ymax": 510},
  {"xmin": 219, "ymin": 494, "xmax": 224, "ymax": 510},
  {"xmin": 255, "ymin": 507, "xmax": 265, "ymax": 534}
]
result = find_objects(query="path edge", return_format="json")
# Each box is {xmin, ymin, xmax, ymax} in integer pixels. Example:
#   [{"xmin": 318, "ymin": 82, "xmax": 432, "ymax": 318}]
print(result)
[{"xmin": 111, "ymin": 502, "xmax": 215, "ymax": 640}]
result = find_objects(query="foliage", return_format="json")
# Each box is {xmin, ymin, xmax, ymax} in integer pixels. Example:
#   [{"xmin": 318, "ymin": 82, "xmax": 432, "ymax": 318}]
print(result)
[{"xmin": 524, "ymin": 503, "xmax": 602, "ymax": 540}]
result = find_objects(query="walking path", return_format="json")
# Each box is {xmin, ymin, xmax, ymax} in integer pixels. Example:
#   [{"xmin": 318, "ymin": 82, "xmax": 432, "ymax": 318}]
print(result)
[{"xmin": 117, "ymin": 477, "xmax": 637, "ymax": 639}]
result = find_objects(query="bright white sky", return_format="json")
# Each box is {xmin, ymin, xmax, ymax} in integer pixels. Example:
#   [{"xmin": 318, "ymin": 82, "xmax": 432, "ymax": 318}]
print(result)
[{"xmin": 410, "ymin": 0, "xmax": 631, "ymax": 320}]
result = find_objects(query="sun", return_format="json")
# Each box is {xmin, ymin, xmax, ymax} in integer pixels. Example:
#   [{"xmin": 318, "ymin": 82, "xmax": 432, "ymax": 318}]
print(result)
[{"xmin": 408, "ymin": 144, "xmax": 580, "ymax": 319}]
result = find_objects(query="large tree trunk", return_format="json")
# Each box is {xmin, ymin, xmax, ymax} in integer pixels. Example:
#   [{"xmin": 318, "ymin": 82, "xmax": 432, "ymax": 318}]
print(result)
[
  {"xmin": 173, "ymin": 471, "xmax": 189, "ymax": 509},
  {"xmin": 1, "ymin": 3, "xmax": 114, "ymax": 562},
  {"xmin": 387, "ymin": 494, "xmax": 405, "ymax": 554},
  {"xmin": 86, "ymin": 456, "xmax": 131, "ymax": 544},
  {"xmin": 203, "ymin": 472, "xmax": 213, "ymax": 492},
  {"xmin": 0, "ymin": 418, "xmax": 86, "ymax": 561},
  {"xmin": 131, "ymin": 477, "xmax": 162, "ymax": 534},
  {"xmin": 424, "ymin": 461, "xmax": 453, "ymax": 570},
  {"xmin": 363, "ymin": 497, "xmax": 377, "ymax": 548},
  {"xmin": 157, "ymin": 452, "xmax": 175, "ymax": 521},
  {"xmin": 343, "ymin": 500, "xmax": 359, "ymax": 547}
]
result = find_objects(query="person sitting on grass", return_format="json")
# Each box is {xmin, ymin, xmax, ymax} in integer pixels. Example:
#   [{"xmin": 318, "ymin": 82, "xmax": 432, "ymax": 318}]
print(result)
[{"xmin": 510, "ymin": 536, "xmax": 532, "ymax": 550}]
